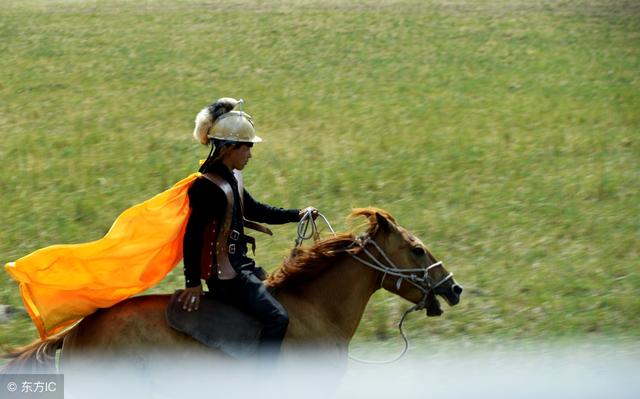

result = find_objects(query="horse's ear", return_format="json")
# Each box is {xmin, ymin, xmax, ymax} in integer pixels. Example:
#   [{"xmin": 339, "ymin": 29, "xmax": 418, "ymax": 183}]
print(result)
[
  {"xmin": 375, "ymin": 212, "xmax": 393, "ymax": 232},
  {"xmin": 349, "ymin": 208, "xmax": 397, "ymax": 235}
]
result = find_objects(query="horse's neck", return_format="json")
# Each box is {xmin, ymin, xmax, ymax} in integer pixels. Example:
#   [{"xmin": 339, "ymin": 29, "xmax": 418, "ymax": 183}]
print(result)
[{"xmin": 277, "ymin": 255, "xmax": 380, "ymax": 343}]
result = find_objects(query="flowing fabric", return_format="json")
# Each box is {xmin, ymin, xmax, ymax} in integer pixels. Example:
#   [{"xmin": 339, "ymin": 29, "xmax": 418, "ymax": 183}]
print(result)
[{"xmin": 4, "ymin": 173, "xmax": 200, "ymax": 339}]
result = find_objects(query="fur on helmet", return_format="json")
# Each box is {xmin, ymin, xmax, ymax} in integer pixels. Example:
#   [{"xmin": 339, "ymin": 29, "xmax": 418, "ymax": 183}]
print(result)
[{"xmin": 193, "ymin": 97, "xmax": 242, "ymax": 145}]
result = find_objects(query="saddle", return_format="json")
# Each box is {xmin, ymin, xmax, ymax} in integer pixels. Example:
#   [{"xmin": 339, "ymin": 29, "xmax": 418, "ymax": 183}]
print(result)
[{"xmin": 165, "ymin": 290, "xmax": 263, "ymax": 358}]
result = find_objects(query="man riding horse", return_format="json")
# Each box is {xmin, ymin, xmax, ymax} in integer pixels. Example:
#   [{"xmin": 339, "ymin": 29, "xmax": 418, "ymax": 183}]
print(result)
[
  {"xmin": 179, "ymin": 97, "xmax": 317, "ymax": 358},
  {"xmin": 2, "ymin": 98, "xmax": 463, "ymax": 378}
]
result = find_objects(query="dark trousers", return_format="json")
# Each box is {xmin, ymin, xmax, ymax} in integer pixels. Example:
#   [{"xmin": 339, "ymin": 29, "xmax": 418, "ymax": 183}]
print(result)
[{"xmin": 207, "ymin": 270, "xmax": 289, "ymax": 357}]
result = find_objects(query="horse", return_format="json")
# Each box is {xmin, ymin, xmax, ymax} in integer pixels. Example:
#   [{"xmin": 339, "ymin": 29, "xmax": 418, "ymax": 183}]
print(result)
[{"xmin": 3, "ymin": 208, "xmax": 463, "ymax": 377}]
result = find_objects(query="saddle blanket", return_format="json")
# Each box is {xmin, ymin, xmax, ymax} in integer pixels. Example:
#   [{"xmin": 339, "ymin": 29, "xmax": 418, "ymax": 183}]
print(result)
[{"xmin": 165, "ymin": 290, "xmax": 263, "ymax": 358}]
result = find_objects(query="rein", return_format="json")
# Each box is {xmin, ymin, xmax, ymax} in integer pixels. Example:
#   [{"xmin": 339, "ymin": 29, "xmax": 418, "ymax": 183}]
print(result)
[
  {"xmin": 295, "ymin": 210, "xmax": 336, "ymax": 246},
  {"xmin": 294, "ymin": 210, "xmax": 453, "ymax": 364}
]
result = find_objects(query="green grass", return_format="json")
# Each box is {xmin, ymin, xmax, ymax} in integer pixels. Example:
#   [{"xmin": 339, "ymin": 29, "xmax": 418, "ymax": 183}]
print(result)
[{"xmin": 1, "ymin": 0, "xmax": 638, "ymax": 352}]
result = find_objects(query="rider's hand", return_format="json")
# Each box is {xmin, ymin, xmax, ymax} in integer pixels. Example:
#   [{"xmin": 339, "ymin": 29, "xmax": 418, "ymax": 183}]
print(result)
[
  {"xmin": 299, "ymin": 206, "xmax": 319, "ymax": 220},
  {"xmin": 177, "ymin": 285, "xmax": 203, "ymax": 312}
]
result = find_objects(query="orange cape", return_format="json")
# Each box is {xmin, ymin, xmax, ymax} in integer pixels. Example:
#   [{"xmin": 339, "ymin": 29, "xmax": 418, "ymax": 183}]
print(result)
[{"xmin": 4, "ymin": 173, "xmax": 199, "ymax": 339}]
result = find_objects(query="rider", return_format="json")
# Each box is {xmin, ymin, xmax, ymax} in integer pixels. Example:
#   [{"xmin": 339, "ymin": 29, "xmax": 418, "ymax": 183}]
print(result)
[{"xmin": 178, "ymin": 97, "xmax": 316, "ymax": 357}]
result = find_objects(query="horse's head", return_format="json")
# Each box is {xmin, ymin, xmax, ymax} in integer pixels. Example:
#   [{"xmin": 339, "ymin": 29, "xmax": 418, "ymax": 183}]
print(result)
[{"xmin": 351, "ymin": 208, "xmax": 463, "ymax": 316}]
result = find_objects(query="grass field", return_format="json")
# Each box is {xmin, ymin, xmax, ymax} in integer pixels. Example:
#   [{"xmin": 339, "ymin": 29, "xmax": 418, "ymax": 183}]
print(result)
[{"xmin": 0, "ymin": 0, "xmax": 638, "ymax": 353}]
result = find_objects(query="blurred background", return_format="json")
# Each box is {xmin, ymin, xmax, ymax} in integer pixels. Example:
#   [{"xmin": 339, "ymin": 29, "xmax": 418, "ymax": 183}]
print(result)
[{"xmin": 0, "ymin": 0, "xmax": 638, "ymax": 392}]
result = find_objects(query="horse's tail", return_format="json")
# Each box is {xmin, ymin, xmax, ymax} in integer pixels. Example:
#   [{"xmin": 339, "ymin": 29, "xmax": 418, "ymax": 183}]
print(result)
[{"xmin": 1, "ymin": 332, "xmax": 68, "ymax": 373}]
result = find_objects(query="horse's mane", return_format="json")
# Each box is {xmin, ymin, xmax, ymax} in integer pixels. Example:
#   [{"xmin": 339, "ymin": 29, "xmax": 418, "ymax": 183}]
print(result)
[{"xmin": 266, "ymin": 207, "xmax": 397, "ymax": 290}]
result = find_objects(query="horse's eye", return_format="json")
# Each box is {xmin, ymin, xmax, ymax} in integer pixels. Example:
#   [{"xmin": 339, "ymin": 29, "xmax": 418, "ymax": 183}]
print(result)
[{"xmin": 412, "ymin": 246, "xmax": 426, "ymax": 256}]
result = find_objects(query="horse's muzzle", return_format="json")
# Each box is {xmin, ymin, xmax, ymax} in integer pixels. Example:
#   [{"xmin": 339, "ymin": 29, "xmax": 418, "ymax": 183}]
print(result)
[
  {"xmin": 437, "ymin": 282, "xmax": 463, "ymax": 307},
  {"xmin": 449, "ymin": 283, "xmax": 463, "ymax": 305}
]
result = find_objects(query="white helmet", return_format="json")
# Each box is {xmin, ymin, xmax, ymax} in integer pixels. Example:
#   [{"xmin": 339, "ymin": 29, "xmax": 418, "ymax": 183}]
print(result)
[{"xmin": 193, "ymin": 97, "xmax": 263, "ymax": 145}]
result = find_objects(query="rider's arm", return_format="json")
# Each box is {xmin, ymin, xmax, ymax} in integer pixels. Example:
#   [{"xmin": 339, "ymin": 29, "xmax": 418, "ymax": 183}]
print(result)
[
  {"xmin": 182, "ymin": 178, "xmax": 225, "ymax": 288},
  {"xmin": 242, "ymin": 189, "xmax": 301, "ymax": 225}
]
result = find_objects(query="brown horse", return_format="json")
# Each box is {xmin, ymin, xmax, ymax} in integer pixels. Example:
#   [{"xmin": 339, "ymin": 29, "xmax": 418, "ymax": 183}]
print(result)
[{"xmin": 3, "ymin": 208, "xmax": 462, "ymax": 374}]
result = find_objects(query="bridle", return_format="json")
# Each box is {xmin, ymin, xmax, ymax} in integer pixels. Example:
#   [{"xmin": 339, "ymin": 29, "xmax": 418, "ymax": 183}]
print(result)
[
  {"xmin": 295, "ymin": 210, "xmax": 455, "ymax": 364},
  {"xmin": 344, "ymin": 236, "xmax": 454, "ymax": 364},
  {"xmin": 349, "ymin": 236, "xmax": 454, "ymax": 305}
]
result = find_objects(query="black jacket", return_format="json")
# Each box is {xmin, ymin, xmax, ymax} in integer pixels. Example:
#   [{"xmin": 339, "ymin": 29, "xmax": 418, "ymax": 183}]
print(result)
[{"xmin": 183, "ymin": 162, "xmax": 300, "ymax": 287}]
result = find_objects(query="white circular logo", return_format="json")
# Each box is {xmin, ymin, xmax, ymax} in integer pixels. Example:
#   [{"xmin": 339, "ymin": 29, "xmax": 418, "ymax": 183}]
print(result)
[{"xmin": 6, "ymin": 381, "xmax": 17, "ymax": 392}]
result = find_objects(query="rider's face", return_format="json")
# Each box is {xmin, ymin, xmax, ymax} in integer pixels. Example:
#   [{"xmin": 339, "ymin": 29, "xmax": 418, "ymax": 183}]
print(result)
[{"xmin": 225, "ymin": 144, "xmax": 252, "ymax": 171}]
